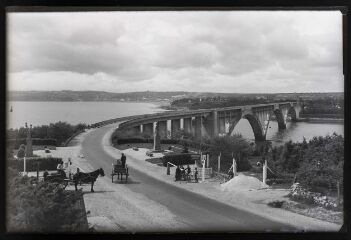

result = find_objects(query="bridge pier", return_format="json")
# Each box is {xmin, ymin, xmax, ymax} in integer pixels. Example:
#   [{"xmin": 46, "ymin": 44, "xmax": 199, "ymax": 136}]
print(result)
[
  {"xmin": 218, "ymin": 117, "xmax": 226, "ymax": 134},
  {"xmin": 212, "ymin": 111, "xmax": 218, "ymax": 137},
  {"xmin": 202, "ymin": 115, "xmax": 212, "ymax": 138},
  {"xmin": 157, "ymin": 120, "xmax": 168, "ymax": 139},
  {"xmin": 194, "ymin": 116, "xmax": 202, "ymax": 140},
  {"xmin": 183, "ymin": 118, "xmax": 192, "ymax": 136},
  {"xmin": 142, "ymin": 123, "xmax": 154, "ymax": 137},
  {"xmin": 133, "ymin": 125, "xmax": 141, "ymax": 134},
  {"xmin": 171, "ymin": 119, "xmax": 181, "ymax": 137}
]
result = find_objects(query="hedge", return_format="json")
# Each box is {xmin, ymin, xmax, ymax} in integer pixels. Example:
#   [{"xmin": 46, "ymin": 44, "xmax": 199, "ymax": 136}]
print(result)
[
  {"xmin": 116, "ymin": 138, "xmax": 179, "ymax": 145},
  {"xmin": 161, "ymin": 153, "xmax": 195, "ymax": 167},
  {"xmin": 8, "ymin": 138, "xmax": 57, "ymax": 148},
  {"xmin": 160, "ymin": 139, "xmax": 179, "ymax": 144},
  {"xmin": 178, "ymin": 139, "xmax": 211, "ymax": 151},
  {"xmin": 9, "ymin": 157, "xmax": 62, "ymax": 172}
]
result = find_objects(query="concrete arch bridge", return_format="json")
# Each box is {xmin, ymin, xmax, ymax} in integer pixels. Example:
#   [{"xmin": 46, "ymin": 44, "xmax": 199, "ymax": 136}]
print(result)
[{"xmin": 118, "ymin": 102, "xmax": 302, "ymax": 142}]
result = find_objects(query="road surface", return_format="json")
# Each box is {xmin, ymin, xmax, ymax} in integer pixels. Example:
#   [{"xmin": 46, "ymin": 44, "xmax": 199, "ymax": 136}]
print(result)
[{"xmin": 81, "ymin": 124, "xmax": 297, "ymax": 232}]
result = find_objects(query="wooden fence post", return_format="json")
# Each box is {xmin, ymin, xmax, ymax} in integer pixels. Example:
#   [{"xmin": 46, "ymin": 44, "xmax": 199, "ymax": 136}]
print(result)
[
  {"xmin": 263, "ymin": 160, "xmax": 267, "ymax": 185},
  {"xmin": 167, "ymin": 162, "xmax": 170, "ymax": 175}
]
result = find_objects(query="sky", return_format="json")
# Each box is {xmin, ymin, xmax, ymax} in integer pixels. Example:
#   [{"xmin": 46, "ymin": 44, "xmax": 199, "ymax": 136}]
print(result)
[{"xmin": 7, "ymin": 11, "xmax": 344, "ymax": 93}]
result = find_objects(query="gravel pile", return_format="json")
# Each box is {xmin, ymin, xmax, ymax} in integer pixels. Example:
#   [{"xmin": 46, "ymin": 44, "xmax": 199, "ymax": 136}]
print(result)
[{"xmin": 221, "ymin": 173, "xmax": 268, "ymax": 191}]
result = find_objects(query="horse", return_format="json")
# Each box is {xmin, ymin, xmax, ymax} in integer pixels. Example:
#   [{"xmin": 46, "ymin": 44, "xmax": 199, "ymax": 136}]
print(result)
[{"xmin": 73, "ymin": 168, "xmax": 105, "ymax": 192}]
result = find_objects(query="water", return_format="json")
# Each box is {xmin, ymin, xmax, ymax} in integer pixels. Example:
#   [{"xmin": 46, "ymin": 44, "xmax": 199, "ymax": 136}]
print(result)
[
  {"xmin": 7, "ymin": 101, "xmax": 165, "ymax": 129},
  {"xmin": 233, "ymin": 119, "xmax": 344, "ymax": 145},
  {"xmin": 7, "ymin": 101, "xmax": 344, "ymax": 145}
]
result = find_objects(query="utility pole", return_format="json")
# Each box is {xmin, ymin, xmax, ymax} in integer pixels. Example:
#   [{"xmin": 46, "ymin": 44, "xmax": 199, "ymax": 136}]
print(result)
[{"xmin": 201, "ymin": 153, "xmax": 205, "ymax": 182}]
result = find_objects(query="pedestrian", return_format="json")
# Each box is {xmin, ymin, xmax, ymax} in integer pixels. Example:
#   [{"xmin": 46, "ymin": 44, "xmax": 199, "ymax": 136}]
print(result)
[
  {"xmin": 194, "ymin": 167, "xmax": 198, "ymax": 183},
  {"xmin": 175, "ymin": 165, "xmax": 181, "ymax": 181},
  {"xmin": 121, "ymin": 153, "xmax": 127, "ymax": 168},
  {"xmin": 57, "ymin": 160, "xmax": 65, "ymax": 177},
  {"xmin": 67, "ymin": 158, "xmax": 73, "ymax": 179},
  {"xmin": 186, "ymin": 165, "xmax": 191, "ymax": 181},
  {"xmin": 43, "ymin": 169, "xmax": 49, "ymax": 181},
  {"xmin": 180, "ymin": 165, "xmax": 185, "ymax": 180}
]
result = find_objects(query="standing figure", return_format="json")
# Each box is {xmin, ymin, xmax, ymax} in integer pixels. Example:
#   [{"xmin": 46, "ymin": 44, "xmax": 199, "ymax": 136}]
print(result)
[
  {"xmin": 175, "ymin": 166, "xmax": 181, "ymax": 181},
  {"xmin": 57, "ymin": 160, "xmax": 65, "ymax": 177},
  {"xmin": 186, "ymin": 165, "xmax": 191, "ymax": 181},
  {"xmin": 43, "ymin": 169, "xmax": 49, "ymax": 181},
  {"xmin": 121, "ymin": 153, "xmax": 127, "ymax": 167},
  {"xmin": 194, "ymin": 167, "xmax": 199, "ymax": 183}
]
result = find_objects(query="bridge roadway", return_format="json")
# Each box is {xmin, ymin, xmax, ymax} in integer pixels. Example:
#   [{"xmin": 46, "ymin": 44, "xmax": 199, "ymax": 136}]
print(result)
[{"xmin": 81, "ymin": 123, "xmax": 296, "ymax": 232}]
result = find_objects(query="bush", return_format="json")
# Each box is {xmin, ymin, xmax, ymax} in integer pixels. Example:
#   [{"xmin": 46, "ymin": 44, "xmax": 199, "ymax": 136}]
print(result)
[
  {"xmin": 161, "ymin": 153, "xmax": 195, "ymax": 167},
  {"xmin": 9, "ymin": 158, "xmax": 62, "ymax": 172},
  {"xmin": 115, "ymin": 138, "xmax": 179, "ymax": 145},
  {"xmin": 7, "ymin": 173, "xmax": 87, "ymax": 232},
  {"xmin": 267, "ymin": 200, "xmax": 285, "ymax": 208}
]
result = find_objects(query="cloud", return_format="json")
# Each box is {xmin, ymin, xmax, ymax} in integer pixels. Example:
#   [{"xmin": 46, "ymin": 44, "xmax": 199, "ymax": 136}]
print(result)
[{"xmin": 7, "ymin": 11, "xmax": 343, "ymax": 93}]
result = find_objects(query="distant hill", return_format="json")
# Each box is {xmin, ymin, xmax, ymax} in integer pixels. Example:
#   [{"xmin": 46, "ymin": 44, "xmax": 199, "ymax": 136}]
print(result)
[{"xmin": 7, "ymin": 90, "xmax": 343, "ymax": 102}]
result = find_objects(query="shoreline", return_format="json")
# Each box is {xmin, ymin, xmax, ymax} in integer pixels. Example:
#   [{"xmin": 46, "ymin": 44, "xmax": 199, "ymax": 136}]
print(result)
[{"xmin": 297, "ymin": 118, "xmax": 344, "ymax": 124}]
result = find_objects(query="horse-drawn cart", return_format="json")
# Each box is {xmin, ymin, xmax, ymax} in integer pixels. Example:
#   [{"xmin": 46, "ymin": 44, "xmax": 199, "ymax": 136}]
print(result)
[
  {"xmin": 111, "ymin": 164, "xmax": 129, "ymax": 182},
  {"xmin": 44, "ymin": 171, "xmax": 72, "ymax": 189}
]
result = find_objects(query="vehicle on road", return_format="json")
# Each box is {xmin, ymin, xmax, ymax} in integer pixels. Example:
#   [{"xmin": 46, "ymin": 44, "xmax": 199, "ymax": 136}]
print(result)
[{"xmin": 111, "ymin": 163, "xmax": 129, "ymax": 182}]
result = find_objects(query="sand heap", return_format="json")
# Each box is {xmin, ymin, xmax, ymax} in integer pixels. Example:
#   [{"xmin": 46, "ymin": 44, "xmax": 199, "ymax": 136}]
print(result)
[{"xmin": 221, "ymin": 173, "xmax": 268, "ymax": 192}]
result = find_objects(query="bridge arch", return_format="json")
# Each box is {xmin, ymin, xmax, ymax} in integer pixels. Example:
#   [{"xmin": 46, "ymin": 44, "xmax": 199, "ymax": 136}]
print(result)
[{"xmin": 242, "ymin": 113, "xmax": 265, "ymax": 141}]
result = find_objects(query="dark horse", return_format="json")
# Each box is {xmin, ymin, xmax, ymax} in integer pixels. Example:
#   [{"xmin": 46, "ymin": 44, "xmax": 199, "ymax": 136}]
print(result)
[{"xmin": 73, "ymin": 168, "xmax": 105, "ymax": 192}]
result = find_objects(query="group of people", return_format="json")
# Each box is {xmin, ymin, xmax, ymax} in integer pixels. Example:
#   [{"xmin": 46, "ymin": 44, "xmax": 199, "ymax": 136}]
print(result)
[
  {"xmin": 175, "ymin": 165, "xmax": 198, "ymax": 182},
  {"xmin": 43, "ymin": 158, "xmax": 79, "ymax": 180}
]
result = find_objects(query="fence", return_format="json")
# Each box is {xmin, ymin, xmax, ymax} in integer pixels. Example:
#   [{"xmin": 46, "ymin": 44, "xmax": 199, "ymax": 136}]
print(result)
[{"xmin": 197, "ymin": 168, "xmax": 213, "ymax": 179}]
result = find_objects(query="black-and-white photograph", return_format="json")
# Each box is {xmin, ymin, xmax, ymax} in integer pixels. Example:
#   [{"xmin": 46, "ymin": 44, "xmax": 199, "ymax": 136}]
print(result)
[{"xmin": 6, "ymin": 9, "xmax": 344, "ymax": 233}]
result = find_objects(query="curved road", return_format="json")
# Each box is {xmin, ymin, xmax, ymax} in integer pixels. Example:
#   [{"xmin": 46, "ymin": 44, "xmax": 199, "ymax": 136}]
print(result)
[{"xmin": 81, "ymin": 124, "xmax": 296, "ymax": 232}]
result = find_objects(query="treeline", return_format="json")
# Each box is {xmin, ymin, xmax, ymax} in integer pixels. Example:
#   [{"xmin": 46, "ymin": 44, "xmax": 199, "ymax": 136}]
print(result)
[
  {"xmin": 301, "ymin": 98, "xmax": 344, "ymax": 115},
  {"xmin": 171, "ymin": 97, "xmax": 297, "ymax": 110},
  {"xmin": 171, "ymin": 95, "xmax": 344, "ymax": 117},
  {"xmin": 268, "ymin": 133, "xmax": 343, "ymax": 194},
  {"xmin": 7, "ymin": 122, "xmax": 87, "ymax": 147}
]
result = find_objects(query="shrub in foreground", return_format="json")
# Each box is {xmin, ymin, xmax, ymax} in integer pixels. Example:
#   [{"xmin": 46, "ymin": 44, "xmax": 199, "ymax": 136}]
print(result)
[{"xmin": 7, "ymin": 174, "xmax": 86, "ymax": 232}]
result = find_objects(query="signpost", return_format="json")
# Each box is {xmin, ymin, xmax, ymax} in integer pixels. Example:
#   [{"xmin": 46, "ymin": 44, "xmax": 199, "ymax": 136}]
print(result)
[
  {"xmin": 233, "ymin": 157, "xmax": 237, "ymax": 177},
  {"xmin": 218, "ymin": 152, "xmax": 221, "ymax": 172},
  {"xmin": 23, "ymin": 156, "xmax": 27, "ymax": 176},
  {"xmin": 201, "ymin": 154, "xmax": 206, "ymax": 182}
]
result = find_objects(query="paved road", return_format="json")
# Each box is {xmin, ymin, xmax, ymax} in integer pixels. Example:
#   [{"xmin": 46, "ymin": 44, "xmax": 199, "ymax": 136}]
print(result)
[{"xmin": 81, "ymin": 125, "xmax": 297, "ymax": 232}]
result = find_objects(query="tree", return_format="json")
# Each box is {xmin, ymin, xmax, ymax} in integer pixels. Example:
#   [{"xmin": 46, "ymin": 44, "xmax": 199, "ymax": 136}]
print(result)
[
  {"xmin": 17, "ymin": 144, "xmax": 26, "ymax": 158},
  {"xmin": 209, "ymin": 134, "xmax": 252, "ymax": 172}
]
